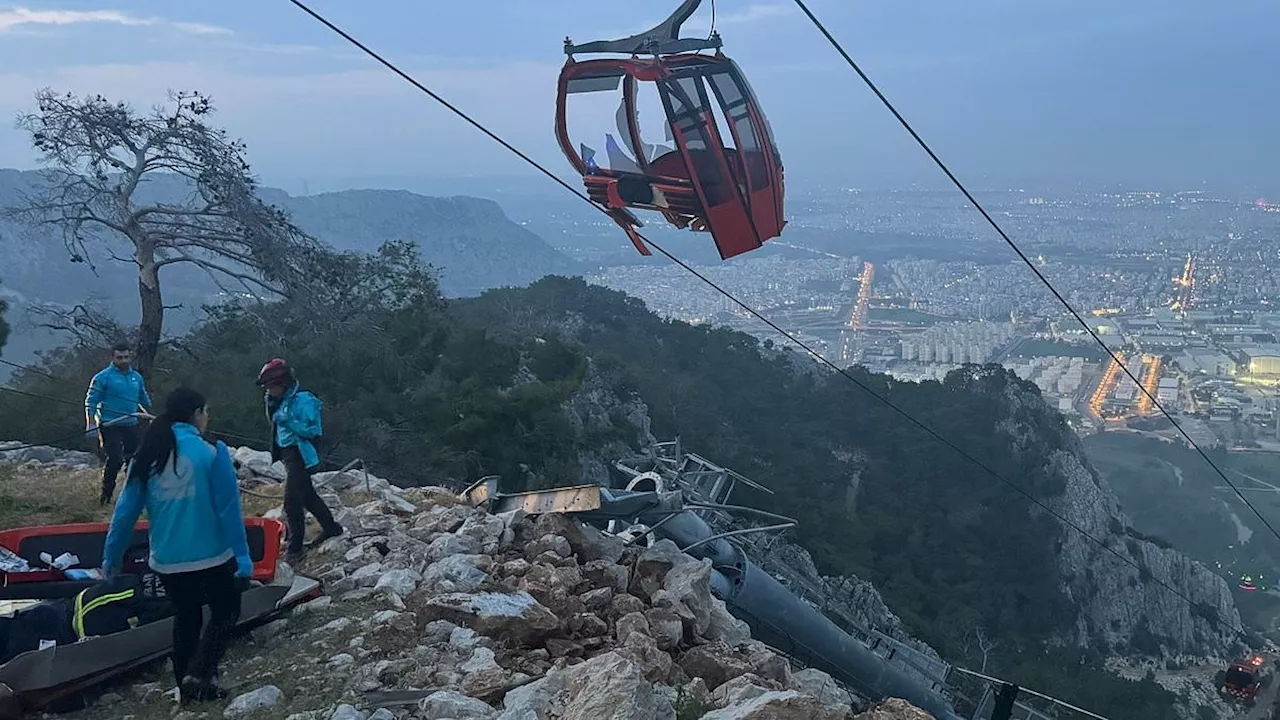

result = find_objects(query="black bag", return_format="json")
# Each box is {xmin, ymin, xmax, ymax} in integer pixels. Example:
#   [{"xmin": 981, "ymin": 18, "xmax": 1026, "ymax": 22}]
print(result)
[
  {"xmin": 72, "ymin": 572, "xmax": 173, "ymax": 639},
  {"xmin": 0, "ymin": 598, "xmax": 75, "ymax": 664}
]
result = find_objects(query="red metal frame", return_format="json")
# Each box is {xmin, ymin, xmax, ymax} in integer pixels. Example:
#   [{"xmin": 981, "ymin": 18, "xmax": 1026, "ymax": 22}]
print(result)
[
  {"xmin": 0, "ymin": 518, "xmax": 284, "ymax": 584},
  {"xmin": 555, "ymin": 53, "xmax": 785, "ymax": 260},
  {"xmin": 1223, "ymin": 657, "xmax": 1264, "ymax": 701}
]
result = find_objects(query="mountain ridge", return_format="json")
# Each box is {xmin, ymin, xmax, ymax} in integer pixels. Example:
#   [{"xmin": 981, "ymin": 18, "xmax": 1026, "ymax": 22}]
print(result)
[{"xmin": 0, "ymin": 168, "xmax": 583, "ymax": 376}]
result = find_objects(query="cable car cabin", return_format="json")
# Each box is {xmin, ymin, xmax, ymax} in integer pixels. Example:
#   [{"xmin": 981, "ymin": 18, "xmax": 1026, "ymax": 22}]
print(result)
[
  {"xmin": 1220, "ymin": 655, "xmax": 1266, "ymax": 703},
  {"xmin": 556, "ymin": 4, "xmax": 785, "ymax": 262}
]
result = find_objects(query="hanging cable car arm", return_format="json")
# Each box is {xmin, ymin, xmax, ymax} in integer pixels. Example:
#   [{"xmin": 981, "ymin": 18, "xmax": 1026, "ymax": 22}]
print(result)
[{"xmin": 564, "ymin": 0, "xmax": 722, "ymax": 56}]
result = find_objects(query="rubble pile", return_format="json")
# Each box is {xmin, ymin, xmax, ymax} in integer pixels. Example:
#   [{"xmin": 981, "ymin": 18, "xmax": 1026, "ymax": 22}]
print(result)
[{"xmin": 227, "ymin": 449, "xmax": 938, "ymax": 719}]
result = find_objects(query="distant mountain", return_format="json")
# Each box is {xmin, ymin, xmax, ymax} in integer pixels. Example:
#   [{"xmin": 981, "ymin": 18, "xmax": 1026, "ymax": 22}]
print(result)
[
  {"xmin": 271, "ymin": 189, "xmax": 581, "ymax": 297},
  {"xmin": 0, "ymin": 169, "xmax": 583, "ymax": 375}
]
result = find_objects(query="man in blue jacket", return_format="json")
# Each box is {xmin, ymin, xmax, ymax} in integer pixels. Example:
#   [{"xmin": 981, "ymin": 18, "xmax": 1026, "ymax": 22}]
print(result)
[
  {"xmin": 257, "ymin": 358, "xmax": 343, "ymax": 564},
  {"xmin": 85, "ymin": 342, "xmax": 153, "ymax": 505}
]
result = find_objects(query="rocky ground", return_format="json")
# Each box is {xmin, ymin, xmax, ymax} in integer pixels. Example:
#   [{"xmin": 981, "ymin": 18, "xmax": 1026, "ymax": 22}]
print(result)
[{"xmin": 1, "ymin": 443, "xmax": 938, "ymax": 719}]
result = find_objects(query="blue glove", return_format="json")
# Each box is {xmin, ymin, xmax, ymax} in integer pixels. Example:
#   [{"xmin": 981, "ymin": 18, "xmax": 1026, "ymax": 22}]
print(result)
[{"xmin": 235, "ymin": 555, "xmax": 253, "ymax": 579}]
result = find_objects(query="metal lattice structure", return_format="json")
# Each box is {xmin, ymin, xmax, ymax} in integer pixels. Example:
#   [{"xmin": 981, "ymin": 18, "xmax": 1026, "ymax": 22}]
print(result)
[{"xmin": 615, "ymin": 438, "xmax": 955, "ymax": 696}]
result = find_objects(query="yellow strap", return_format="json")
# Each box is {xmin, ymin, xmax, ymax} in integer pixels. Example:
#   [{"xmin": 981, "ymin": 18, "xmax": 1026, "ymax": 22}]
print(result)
[
  {"xmin": 72, "ymin": 588, "xmax": 136, "ymax": 639},
  {"xmin": 72, "ymin": 590, "xmax": 86, "ymax": 639}
]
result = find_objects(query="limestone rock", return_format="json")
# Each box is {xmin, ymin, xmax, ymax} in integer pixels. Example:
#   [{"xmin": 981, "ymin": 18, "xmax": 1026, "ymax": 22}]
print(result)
[
  {"xmin": 678, "ymin": 643, "xmax": 754, "ymax": 690},
  {"xmin": 418, "ymin": 689, "xmax": 498, "ymax": 719},
  {"xmin": 702, "ymin": 690, "xmax": 851, "ymax": 720},
  {"xmin": 615, "ymin": 611, "xmax": 651, "ymax": 643},
  {"xmin": 705, "ymin": 596, "xmax": 751, "ymax": 646},
  {"xmin": 375, "ymin": 568, "xmax": 421, "ymax": 598},
  {"xmin": 788, "ymin": 668, "xmax": 855, "ymax": 711},
  {"xmin": 223, "ymin": 685, "xmax": 283, "ymax": 717},
  {"xmin": 499, "ymin": 651, "xmax": 674, "ymax": 720},
  {"xmin": 710, "ymin": 674, "xmax": 775, "ymax": 708},
  {"xmin": 661, "ymin": 559, "xmax": 713, "ymax": 637},
  {"xmin": 419, "ymin": 591, "xmax": 559, "ymax": 642},
  {"xmin": 630, "ymin": 540, "xmax": 692, "ymax": 600},
  {"xmin": 424, "ymin": 553, "xmax": 492, "ymax": 593},
  {"xmin": 855, "ymin": 698, "xmax": 935, "ymax": 719}
]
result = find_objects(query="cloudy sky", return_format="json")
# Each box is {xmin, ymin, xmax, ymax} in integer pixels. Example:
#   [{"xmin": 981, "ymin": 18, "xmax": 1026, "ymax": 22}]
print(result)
[{"xmin": 0, "ymin": 1, "xmax": 1276, "ymax": 194}]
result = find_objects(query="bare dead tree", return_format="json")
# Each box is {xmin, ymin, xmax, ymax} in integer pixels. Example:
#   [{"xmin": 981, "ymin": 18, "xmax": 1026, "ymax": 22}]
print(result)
[
  {"xmin": 7, "ymin": 89, "xmax": 317, "ymax": 375},
  {"xmin": 25, "ymin": 302, "xmax": 128, "ymax": 351},
  {"xmin": 972, "ymin": 625, "xmax": 999, "ymax": 673}
]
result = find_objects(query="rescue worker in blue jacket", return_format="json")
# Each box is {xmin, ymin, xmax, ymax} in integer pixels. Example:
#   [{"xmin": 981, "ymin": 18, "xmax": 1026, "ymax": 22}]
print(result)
[
  {"xmin": 102, "ymin": 387, "xmax": 251, "ymax": 705},
  {"xmin": 257, "ymin": 358, "xmax": 343, "ymax": 565},
  {"xmin": 85, "ymin": 342, "xmax": 153, "ymax": 505}
]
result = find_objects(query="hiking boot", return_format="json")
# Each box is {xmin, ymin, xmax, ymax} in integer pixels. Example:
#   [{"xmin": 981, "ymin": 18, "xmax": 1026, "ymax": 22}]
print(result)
[
  {"xmin": 306, "ymin": 525, "xmax": 345, "ymax": 549},
  {"xmin": 284, "ymin": 548, "xmax": 306, "ymax": 566},
  {"xmin": 98, "ymin": 490, "xmax": 112, "ymax": 506},
  {"xmin": 179, "ymin": 676, "xmax": 227, "ymax": 705}
]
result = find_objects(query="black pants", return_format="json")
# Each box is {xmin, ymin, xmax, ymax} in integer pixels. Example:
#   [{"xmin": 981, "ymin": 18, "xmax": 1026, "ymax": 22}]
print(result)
[
  {"xmin": 99, "ymin": 424, "xmax": 142, "ymax": 500},
  {"xmin": 282, "ymin": 447, "xmax": 339, "ymax": 555},
  {"xmin": 158, "ymin": 560, "xmax": 242, "ymax": 687}
]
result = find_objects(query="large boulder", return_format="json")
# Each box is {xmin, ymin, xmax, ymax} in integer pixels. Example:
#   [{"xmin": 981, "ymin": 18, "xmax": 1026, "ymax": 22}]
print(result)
[
  {"xmin": 498, "ymin": 651, "xmax": 674, "ymax": 720},
  {"xmin": 629, "ymin": 540, "xmax": 693, "ymax": 601},
  {"xmin": 788, "ymin": 668, "xmax": 857, "ymax": 712},
  {"xmin": 704, "ymin": 596, "xmax": 752, "ymax": 646},
  {"xmin": 418, "ymin": 690, "xmax": 497, "ymax": 719},
  {"xmin": 701, "ymin": 690, "xmax": 852, "ymax": 720},
  {"xmin": 677, "ymin": 643, "xmax": 755, "ymax": 691},
  {"xmin": 423, "ymin": 553, "xmax": 492, "ymax": 593},
  {"xmin": 661, "ymin": 559, "xmax": 713, "ymax": 637},
  {"xmin": 854, "ymin": 698, "xmax": 935, "ymax": 720},
  {"xmin": 532, "ymin": 513, "xmax": 627, "ymax": 564}
]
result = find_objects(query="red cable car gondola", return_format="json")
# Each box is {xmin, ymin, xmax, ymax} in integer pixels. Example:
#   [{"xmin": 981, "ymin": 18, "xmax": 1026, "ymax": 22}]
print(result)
[{"xmin": 555, "ymin": 0, "xmax": 786, "ymax": 260}]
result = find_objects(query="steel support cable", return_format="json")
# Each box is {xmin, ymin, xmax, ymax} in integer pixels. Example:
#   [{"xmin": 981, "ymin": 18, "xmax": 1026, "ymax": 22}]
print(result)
[
  {"xmin": 787, "ymin": 0, "xmax": 1280, "ymax": 547},
  {"xmin": 283, "ymin": 1, "xmax": 1256, "ymax": 642}
]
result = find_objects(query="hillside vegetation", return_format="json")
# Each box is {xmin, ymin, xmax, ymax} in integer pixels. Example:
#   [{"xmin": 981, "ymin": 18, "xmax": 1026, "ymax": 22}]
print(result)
[{"xmin": 0, "ymin": 247, "xmax": 1202, "ymax": 718}]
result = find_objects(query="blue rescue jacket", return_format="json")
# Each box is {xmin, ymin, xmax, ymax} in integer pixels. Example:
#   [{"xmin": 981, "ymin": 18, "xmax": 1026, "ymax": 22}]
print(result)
[
  {"xmin": 102, "ymin": 423, "xmax": 251, "ymax": 577},
  {"xmin": 267, "ymin": 384, "xmax": 323, "ymax": 470},
  {"xmin": 85, "ymin": 365, "xmax": 152, "ymax": 428}
]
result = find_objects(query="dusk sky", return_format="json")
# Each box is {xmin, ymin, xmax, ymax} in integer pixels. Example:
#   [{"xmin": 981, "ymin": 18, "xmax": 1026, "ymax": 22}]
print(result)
[{"xmin": 0, "ymin": 1, "xmax": 1276, "ymax": 195}]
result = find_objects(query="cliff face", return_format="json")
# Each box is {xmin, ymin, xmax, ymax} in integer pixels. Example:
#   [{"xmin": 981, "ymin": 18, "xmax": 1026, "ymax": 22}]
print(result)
[
  {"xmin": 1048, "ymin": 446, "xmax": 1242, "ymax": 658},
  {"xmin": 994, "ymin": 380, "xmax": 1242, "ymax": 659},
  {"xmin": 559, "ymin": 359, "xmax": 657, "ymax": 487}
]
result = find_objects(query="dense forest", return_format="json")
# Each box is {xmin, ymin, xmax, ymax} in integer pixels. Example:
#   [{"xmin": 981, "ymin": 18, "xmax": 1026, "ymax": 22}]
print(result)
[{"xmin": 0, "ymin": 246, "xmax": 1182, "ymax": 718}]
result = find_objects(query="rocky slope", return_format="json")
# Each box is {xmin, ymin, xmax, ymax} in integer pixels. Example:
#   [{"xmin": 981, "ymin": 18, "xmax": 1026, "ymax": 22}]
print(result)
[{"xmin": 0, "ymin": 442, "xmax": 936, "ymax": 720}]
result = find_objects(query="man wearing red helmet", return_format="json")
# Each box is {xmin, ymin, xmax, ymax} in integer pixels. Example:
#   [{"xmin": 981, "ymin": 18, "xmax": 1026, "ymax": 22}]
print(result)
[{"xmin": 256, "ymin": 358, "xmax": 343, "ymax": 564}]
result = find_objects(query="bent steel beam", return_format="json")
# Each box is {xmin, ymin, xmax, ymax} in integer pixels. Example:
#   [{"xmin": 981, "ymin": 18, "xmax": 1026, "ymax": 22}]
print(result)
[{"xmin": 564, "ymin": 0, "xmax": 722, "ymax": 57}]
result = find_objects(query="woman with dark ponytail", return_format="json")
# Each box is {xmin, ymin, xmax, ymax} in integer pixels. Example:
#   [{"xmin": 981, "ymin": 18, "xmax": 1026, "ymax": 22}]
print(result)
[{"xmin": 102, "ymin": 387, "xmax": 251, "ymax": 705}]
